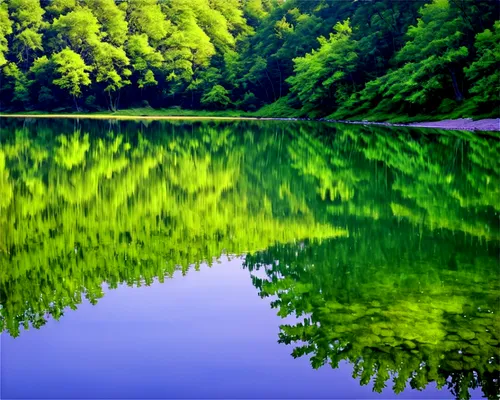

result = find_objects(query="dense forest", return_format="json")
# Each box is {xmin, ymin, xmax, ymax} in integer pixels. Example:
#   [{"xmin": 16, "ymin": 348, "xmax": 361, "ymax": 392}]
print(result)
[{"xmin": 0, "ymin": 0, "xmax": 498, "ymax": 119}]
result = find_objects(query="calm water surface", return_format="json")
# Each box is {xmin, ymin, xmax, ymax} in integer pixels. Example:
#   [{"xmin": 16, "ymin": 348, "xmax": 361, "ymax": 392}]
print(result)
[{"xmin": 0, "ymin": 118, "xmax": 498, "ymax": 399}]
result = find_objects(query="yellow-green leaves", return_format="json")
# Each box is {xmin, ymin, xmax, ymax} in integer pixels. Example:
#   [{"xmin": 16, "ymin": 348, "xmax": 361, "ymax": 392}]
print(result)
[
  {"xmin": 465, "ymin": 21, "xmax": 500, "ymax": 104},
  {"xmin": 287, "ymin": 19, "xmax": 358, "ymax": 112},
  {"xmin": 52, "ymin": 48, "xmax": 92, "ymax": 97}
]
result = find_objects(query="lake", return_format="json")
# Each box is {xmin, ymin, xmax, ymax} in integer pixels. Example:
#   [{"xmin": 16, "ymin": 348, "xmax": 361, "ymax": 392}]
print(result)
[{"xmin": 0, "ymin": 118, "xmax": 498, "ymax": 399}]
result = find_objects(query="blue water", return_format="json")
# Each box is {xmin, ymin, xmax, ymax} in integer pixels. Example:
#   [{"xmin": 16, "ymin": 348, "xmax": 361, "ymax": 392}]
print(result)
[
  {"xmin": 2, "ymin": 258, "xmax": 472, "ymax": 399},
  {"xmin": 1, "ymin": 118, "xmax": 498, "ymax": 399}
]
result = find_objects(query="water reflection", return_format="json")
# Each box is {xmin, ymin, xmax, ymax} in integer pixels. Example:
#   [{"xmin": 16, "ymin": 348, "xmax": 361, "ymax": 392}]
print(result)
[{"xmin": 0, "ymin": 118, "xmax": 498, "ymax": 399}]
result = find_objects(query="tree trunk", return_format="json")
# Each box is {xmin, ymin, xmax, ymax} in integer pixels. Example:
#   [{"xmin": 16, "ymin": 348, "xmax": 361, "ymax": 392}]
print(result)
[
  {"xmin": 108, "ymin": 92, "xmax": 117, "ymax": 112},
  {"xmin": 277, "ymin": 61, "xmax": 283, "ymax": 99},
  {"xmin": 449, "ymin": 68, "xmax": 464, "ymax": 102},
  {"xmin": 264, "ymin": 68, "xmax": 277, "ymax": 102},
  {"xmin": 257, "ymin": 78, "xmax": 269, "ymax": 102}
]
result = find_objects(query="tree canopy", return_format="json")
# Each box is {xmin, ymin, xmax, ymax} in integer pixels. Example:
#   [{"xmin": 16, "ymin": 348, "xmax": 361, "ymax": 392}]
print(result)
[{"xmin": 0, "ymin": 0, "xmax": 497, "ymax": 119}]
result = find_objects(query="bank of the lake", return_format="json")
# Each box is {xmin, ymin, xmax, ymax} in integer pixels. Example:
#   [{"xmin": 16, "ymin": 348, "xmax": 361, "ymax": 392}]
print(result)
[{"xmin": 1, "ymin": 111, "xmax": 499, "ymax": 132}]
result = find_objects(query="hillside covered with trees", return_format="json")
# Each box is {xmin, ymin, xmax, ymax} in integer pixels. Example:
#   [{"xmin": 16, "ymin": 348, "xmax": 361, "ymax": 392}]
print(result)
[{"xmin": 0, "ymin": 0, "xmax": 498, "ymax": 120}]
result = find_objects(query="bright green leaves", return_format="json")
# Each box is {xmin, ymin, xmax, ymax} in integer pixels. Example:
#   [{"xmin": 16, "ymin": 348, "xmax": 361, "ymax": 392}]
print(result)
[
  {"xmin": 0, "ymin": 4, "xmax": 13, "ymax": 66},
  {"xmin": 244, "ymin": 0, "xmax": 497, "ymax": 120},
  {"xmin": 2, "ymin": 62, "xmax": 30, "ymax": 104},
  {"xmin": 7, "ymin": 0, "xmax": 45, "ymax": 64},
  {"xmin": 126, "ymin": 0, "xmax": 169, "ymax": 42},
  {"xmin": 397, "ymin": 0, "xmax": 464, "ymax": 62},
  {"xmin": 138, "ymin": 69, "xmax": 157, "ymax": 89},
  {"xmin": 47, "ymin": 5, "xmax": 132, "ymax": 108},
  {"xmin": 287, "ymin": 19, "xmax": 358, "ymax": 113},
  {"xmin": 0, "ymin": 0, "xmax": 496, "ymax": 115},
  {"xmin": 54, "ymin": 132, "xmax": 91, "ymax": 170},
  {"xmin": 83, "ymin": 0, "xmax": 128, "ymax": 46},
  {"xmin": 244, "ymin": 0, "xmax": 270, "ymax": 26},
  {"xmin": 332, "ymin": 0, "xmax": 487, "ymax": 119},
  {"xmin": 201, "ymin": 84, "xmax": 231, "ymax": 108},
  {"xmin": 189, "ymin": 0, "xmax": 235, "ymax": 54},
  {"xmin": 370, "ymin": 0, "xmax": 468, "ymax": 109},
  {"xmin": 465, "ymin": 21, "xmax": 500, "ymax": 104},
  {"xmin": 93, "ymin": 42, "xmax": 131, "ymax": 93},
  {"xmin": 50, "ymin": 7, "xmax": 101, "ymax": 53},
  {"xmin": 126, "ymin": 34, "xmax": 163, "ymax": 71},
  {"xmin": 52, "ymin": 48, "xmax": 92, "ymax": 98},
  {"xmin": 7, "ymin": 0, "xmax": 44, "ymax": 36},
  {"xmin": 274, "ymin": 16, "xmax": 293, "ymax": 39},
  {"xmin": 0, "ymin": 0, "xmax": 255, "ymax": 110},
  {"xmin": 45, "ymin": 0, "xmax": 76, "ymax": 17},
  {"xmin": 126, "ymin": 34, "xmax": 163, "ymax": 89},
  {"xmin": 393, "ymin": 0, "xmax": 468, "ymax": 102}
]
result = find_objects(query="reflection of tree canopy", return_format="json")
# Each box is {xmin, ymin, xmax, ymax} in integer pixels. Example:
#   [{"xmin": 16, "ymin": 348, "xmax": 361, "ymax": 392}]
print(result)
[
  {"xmin": 246, "ymin": 231, "xmax": 499, "ymax": 399},
  {"xmin": 0, "ymin": 118, "xmax": 498, "ymax": 399},
  {"xmin": 0, "ymin": 119, "xmax": 347, "ymax": 337},
  {"xmin": 243, "ymin": 125, "xmax": 499, "ymax": 399}
]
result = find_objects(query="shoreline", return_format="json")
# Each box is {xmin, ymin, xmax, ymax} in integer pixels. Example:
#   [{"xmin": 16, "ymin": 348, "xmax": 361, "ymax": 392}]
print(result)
[
  {"xmin": 0, "ymin": 114, "xmax": 498, "ymax": 132},
  {"xmin": 323, "ymin": 118, "xmax": 500, "ymax": 132}
]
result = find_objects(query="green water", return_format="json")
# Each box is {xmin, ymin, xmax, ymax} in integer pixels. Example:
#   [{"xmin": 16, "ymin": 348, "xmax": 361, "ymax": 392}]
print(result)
[{"xmin": 0, "ymin": 118, "xmax": 499, "ymax": 398}]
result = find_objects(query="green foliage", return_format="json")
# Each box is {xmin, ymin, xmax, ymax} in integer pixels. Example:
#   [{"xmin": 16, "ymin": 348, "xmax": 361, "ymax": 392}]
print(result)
[
  {"xmin": 0, "ymin": 3, "xmax": 12, "ymax": 67},
  {"xmin": 0, "ymin": 0, "xmax": 497, "ymax": 118},
  {"xmin": 201, "ymin": 84, "xmax": 231, "ymax": 108},
  {"xmin": 52, "ymin": 48, "xmax": 92, "ymax": 98},
  {"xmin": 83, "ymin": 0, "xmax": 128, "ymax": 46},
  {"xmin": 126, "ymin": 33, "xmax": 163, "ymax": 89},
  {"xmin": 465, "ymin": 21, "xmax": 500, "ymax": 106},
  {"xmin": 50, "ymin": 7, "xmax": 101, "ymax": 53},
  {"xmin": 2, "ymin": 62, "xmax": 30, "ymax": 104},
  {"xmin": 92, "ymin": 42, "xmax": 131, "ymax": 96},
  {"xmin": 7, "ymin": 0, "xmax": 45, "ymax": 65},
  {"xmin": 236, "ymin": 91, "xmax": 260, "ymax": 111},
  {"xmin": 239, "ymin": 0, "xmax": 498, "ymax": 119},
  {"xmin": 287, "ymin": 19, "xmax": 358, "ymax": 114},
  {"xmin": 126, "ymin": 0, "xmax": 169, "ymax": 42},
  {"xmin": 46, "ymin": 0, "xmax": 76, "ymax": 17}
]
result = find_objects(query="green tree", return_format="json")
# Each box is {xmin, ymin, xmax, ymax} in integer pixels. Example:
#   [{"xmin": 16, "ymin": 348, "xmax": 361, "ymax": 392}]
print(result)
[
  {"xmin": 0, "ymin": 0, "xmax": 497, "ymax": 115},
  {"xmin": 287, "ymin": 19, "xmax": 358, "ymax": 115},
  {"xmin": 0, "ymin": 3, "xmax": 12, "ymax": 67},
  {"xmin": 125, "ymin": 0, "xmax": 169, "ymax": 42},
  {"xmin": 126, "ymin": 33, "xmax": 163, "ymax": 90},
  {"xmin": 28, "ymin": 55, "xmax": 56, "ymax": 108},
  {"xmin": 394, "ymin": 0, "xmax": 468, "ymax": 102},
  {"xmin": 50, "ymin": 7, "xmax": 101, "ymax": 54},
  {"xmin": 52, "ymin": 48, "xmax": 92, "ymax": 110},
  {"xmin": 342, "ymin": 0, "xmax": 471, "ymax": 118},
  {"xmin": 7, "ymin": 0, "xmax": 45, "ymax": 68},
  {"xmin": 83, "ymin": 0, "xmax": 128, "ymax": 46},
  {"xmin": 46, "ymin": 0, "xmax": 76, "ymax": 17},
  {"xmin": 92, "ymin": 42, "xmax": 131, "ymax": 110},
  {"xmin": 465, "ymin": 21, "xmax": 500, "ymax": 106},
  {"xmin": 201, "ymin": 84, "xmax": 231, "ymax": 108},
  {"xmin": 1, "ymin": 62, "xmax": 30, "ymax": 106}
]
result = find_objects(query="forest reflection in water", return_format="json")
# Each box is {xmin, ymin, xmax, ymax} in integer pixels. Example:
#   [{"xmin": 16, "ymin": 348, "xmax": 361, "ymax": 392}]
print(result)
[{"xmin": 0, "ymin": 118, "xmax": 498, "ymax": 399}]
